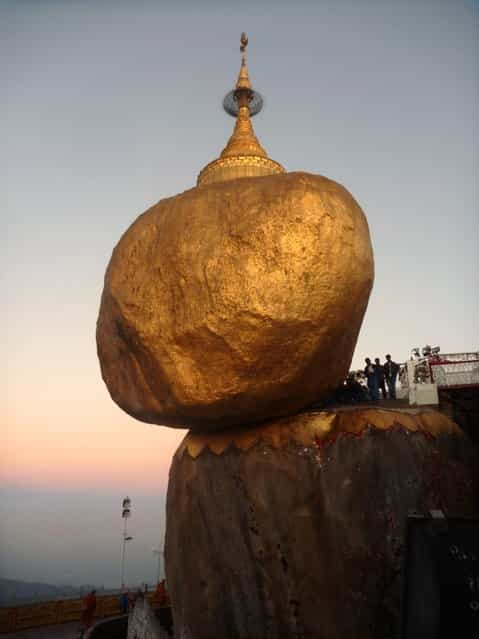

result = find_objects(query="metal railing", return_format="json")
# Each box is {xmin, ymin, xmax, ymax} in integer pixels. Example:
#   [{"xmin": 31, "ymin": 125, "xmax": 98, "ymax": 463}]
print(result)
[
  {"xmin": 430, "ymin": 356, "xmax": 479, "ymax": 389},
  {"xmin": 0, "ymin": 591, "xmax": 164, "ymax": 634}
]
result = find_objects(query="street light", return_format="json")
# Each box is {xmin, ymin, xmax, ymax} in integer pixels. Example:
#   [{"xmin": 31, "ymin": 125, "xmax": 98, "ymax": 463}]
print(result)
[
  {"xmin": 152, "ymin": 546, "xmax": 164, "ymax": 584},
  {"xmin": 120, "ymin": 497, "xmax": 133, "ymax": 588}
]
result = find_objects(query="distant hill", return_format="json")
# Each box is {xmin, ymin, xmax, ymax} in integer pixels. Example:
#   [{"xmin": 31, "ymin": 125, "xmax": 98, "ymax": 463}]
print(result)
[{"xmin": 0, "ymin": 578, "xmax": 99, "ymax": 605}]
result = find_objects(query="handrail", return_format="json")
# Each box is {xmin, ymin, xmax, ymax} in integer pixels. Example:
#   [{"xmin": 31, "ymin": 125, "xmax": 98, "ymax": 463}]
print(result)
[{"xmin": 0, "ymin": 591, "xmax": 164, "ymax": 634}]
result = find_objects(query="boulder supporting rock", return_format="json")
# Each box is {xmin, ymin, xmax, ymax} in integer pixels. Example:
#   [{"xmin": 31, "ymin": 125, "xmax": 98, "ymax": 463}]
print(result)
[{"xmin": 165, "ymin": 407, "xmax": 478, "ymax": 639}]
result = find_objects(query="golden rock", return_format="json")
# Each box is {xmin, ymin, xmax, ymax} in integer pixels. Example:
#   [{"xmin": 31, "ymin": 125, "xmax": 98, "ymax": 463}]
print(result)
[{"xmin": 96, "ymin": 171, "xmax": 374, "ymax": 431}]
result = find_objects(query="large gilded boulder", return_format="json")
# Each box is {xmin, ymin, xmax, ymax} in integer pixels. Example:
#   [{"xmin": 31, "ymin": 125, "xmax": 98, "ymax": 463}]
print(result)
[{"xmin": 97, "ymin": 172, "xmax": 374, "ymax": 430}]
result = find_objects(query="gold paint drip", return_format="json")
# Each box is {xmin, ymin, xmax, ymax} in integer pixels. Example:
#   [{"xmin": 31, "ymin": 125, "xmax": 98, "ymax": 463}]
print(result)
[
  {"xmin": 175, "ymin": 408, "xmax": 461, "ymax": 459},
  {"xmin": 197, "ymin": 33, "xmax": 285, "ymax": 186}
]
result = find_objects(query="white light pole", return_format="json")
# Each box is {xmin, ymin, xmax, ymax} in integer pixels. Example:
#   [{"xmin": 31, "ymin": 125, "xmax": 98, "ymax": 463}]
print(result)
[
  {"xmin": 120, "ymin": 496, "xmax": 133, "ymax": 588},
  {"xmin": 152, "ymin": 546, "xmax": 163, "ymax": 584}
]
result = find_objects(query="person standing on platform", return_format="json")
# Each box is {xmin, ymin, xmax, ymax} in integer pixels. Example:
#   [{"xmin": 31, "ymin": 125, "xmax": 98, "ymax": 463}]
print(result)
[
  {"xmin": 156, "ymin": 579, "xmax": 166, "ymax": 607},
  {"xmin": 364, "ymin": 358, "xmax": 379, "ymax": 400},
  {"xmin": 80, "ymin": 589, "xmax": 97, "ymax": 634},
  {"xmin": 374, "ymin": 358, "xmax": 388, "ymax": 399},
  {"xmin": 384, "ymin": 354, "xmax": 399, "ymax": 399},
  {"xmin": 119, "ymin": 588, "xmax": 129, "ymax": 615}
]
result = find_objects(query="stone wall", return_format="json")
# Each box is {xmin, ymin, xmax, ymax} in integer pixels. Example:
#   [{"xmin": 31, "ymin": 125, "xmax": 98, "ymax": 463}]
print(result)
[
  {"xmin": 439, "ymin": 387, "xmax": 479, "ymax": 446},
  {"xmin": 127, "ymin": 598, "xmax": 170, "ymax": 639}
]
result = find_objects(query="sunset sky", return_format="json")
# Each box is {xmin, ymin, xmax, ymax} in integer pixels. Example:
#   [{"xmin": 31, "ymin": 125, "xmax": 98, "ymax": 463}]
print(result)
[{"xmin": 2, "ymin": 0, "xmax": 478, "ymax": 588}]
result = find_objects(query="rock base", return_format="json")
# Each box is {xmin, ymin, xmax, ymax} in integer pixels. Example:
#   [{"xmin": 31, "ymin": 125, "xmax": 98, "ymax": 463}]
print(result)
[{"xmin": 165, "ymin": 407, "xmax": 478, "ymax": 639}]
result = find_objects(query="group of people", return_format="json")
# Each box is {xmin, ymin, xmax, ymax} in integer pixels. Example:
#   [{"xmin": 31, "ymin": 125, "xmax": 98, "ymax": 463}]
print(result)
[
  {"xmin": 118, "ymin": 579, "xmax": 167, "ymax": 614},
  {"xmin": 119, "ymin": 584, "xmax": 155, "ymax": 614},
  {"xmin": 78, "ymin": 581, "xmax": 168, "ymax": 637},
  {"xmin": 364, "ymin": 355, "xmax": 399, "ymax": 400}
]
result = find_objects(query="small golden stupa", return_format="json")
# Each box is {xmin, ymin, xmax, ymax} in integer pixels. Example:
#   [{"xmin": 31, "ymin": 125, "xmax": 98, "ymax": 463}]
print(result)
[{"xmin": 197, "ymin": 33, "xmax": 285, "ymax": 186}]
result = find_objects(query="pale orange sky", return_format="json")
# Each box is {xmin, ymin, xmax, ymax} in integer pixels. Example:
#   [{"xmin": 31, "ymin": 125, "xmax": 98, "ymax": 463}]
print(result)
[
  {"xmin": 4, "ymin": 345, "xmax": 185, "ymax": 492},
  {"xmin": 3, "ymin": 406, "xmax": 185, "ymax": 493}
]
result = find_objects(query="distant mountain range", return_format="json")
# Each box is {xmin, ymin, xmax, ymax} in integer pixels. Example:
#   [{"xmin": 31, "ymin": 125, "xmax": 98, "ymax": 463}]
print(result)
[{"xmin": 0, "ymin": 578, "xmax": 101, "ymax": 605}]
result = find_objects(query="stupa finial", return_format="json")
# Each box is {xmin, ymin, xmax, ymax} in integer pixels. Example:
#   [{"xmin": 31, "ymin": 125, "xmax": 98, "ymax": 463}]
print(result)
[
  {"xmin": 196, "ymin": 33, "xmax": 285, "ymax": 186},
  {"xmin": 240, "ymin": 32, "xmax": 248, "ymax": 56},
  {"xmin": 236, "ymin": 32, "xmax": 251, "ymax": 91}
]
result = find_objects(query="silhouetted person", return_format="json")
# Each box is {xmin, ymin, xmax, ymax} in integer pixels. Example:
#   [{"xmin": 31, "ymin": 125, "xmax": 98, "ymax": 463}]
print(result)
[
  {"xmin": 344, "ymin": 373, "xmax": 369, "ymax": 403},
  {"xmin": 364, "ymin": 358, "xmax": 379, "ymax": 400},
  {"xmin": 81, "ymin": 589, "xmax": 96, "ymax": 631},
  {"xmin": 119, "ymin": 589, "xmax": 129, "ymax": 614},
  {"xmin": 374, "ymin": 358, "xmax": 387, "ymax": 399},
  {"xmin": 384, "ymin": 354, "xmax": 399, "ymax": 399},
  {"xmin": 156, "ymin": 579, "xmax": 166, "ymax": 607}
]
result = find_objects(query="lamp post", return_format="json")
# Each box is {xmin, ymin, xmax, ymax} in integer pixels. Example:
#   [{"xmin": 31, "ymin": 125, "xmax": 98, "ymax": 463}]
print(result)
[
  {"xmin": 152, "ymin": 546, "xmax": 163, "ymax": 584},
  {"xmin": 120, "ymin": 496, "xmax": 133, "ymax": 588}
]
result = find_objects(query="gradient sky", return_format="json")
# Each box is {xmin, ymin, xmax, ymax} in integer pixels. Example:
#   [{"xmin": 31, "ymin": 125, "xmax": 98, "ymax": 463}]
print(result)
[{"xmin": 2, "ymin": 0, "xmax": 478, "ymax": 587}]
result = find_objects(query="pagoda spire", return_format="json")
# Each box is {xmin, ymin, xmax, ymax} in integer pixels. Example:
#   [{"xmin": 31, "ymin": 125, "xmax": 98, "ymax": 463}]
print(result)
[
  {"xmin": 197, "ymin": 33, "xmax": 284, "ymax": 186},
  {"xmin": 236, "ymin": 32, "xmax": 251, "ymax": 89},
  {"xmin": 220, "ymin": 33, "xmax": 267, "ymax": 159}
]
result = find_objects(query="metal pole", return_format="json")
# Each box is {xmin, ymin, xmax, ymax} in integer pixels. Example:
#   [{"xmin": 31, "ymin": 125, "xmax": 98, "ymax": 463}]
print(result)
[
  {"xmin": 120, "ymin": 515, "xmax": 127, "ymax": 587},
  {"xmin": 120, "ymin": 497, "xmax": 131, "ymax": 588},
  {"xmin": 157, "ymin": 551, "xmax": 161, "ymax": 583},
  {"xmin": 152, "ymin": 546, "xmax": 163, "ymax": 584}
]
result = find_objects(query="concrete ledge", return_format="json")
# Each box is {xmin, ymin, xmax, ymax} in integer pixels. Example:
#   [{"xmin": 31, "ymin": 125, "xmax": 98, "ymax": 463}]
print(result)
[{"xmin": 86, "ymin": 615, "xmax": 127, "ymax": 639}]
